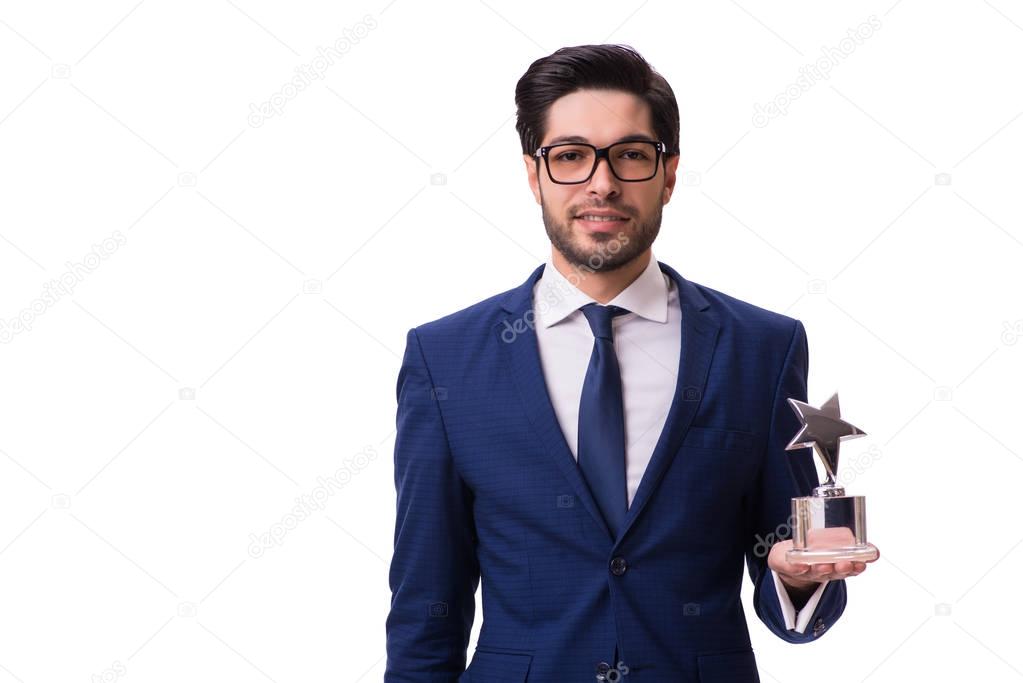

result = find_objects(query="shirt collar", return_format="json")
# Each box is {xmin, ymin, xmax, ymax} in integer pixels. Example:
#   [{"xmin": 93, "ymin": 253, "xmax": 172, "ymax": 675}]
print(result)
[{"xmin": 534, "ymin": 250, "xmax": 670, "ymax": 328}]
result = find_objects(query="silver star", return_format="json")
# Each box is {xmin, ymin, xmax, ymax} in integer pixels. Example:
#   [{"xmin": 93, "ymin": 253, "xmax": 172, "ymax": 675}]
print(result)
[{"xmin": 785, "ymin": 392, "xmax": 865, "ymax": 487}]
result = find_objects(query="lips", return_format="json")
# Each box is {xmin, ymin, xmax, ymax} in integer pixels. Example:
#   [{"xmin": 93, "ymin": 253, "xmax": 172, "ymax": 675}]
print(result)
[
  {"xmin": 575, "ymin": 211, "xmax": 629, "ymax": 220},
  {"xmin": 575, "ymin": 215, "xmax": 630, "ymax": 233}
]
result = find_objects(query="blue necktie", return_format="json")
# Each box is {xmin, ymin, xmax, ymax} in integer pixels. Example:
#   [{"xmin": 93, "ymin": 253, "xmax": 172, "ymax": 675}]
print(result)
[{"xmin": 578, "ymin": 302, "xmax": 630, "ymax": 538}]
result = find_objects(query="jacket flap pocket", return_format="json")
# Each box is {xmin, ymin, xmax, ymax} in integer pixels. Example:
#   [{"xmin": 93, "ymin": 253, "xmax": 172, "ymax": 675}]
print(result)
[
  {"xmin": 697, "ymin": 649, "xmax": 759, "ymax": 683},
  {"xmin": 461, "ymin": 648, "xmax": 533, "ymax": 682}
]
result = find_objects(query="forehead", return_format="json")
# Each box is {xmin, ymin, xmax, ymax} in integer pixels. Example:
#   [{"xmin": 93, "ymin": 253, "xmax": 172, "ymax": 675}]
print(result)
[{"xmin": 542, "ymin": 89, "xmax": 655, "ymax": 147}]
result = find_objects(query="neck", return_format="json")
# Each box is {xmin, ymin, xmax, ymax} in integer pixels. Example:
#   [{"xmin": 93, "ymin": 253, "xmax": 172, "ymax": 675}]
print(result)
[{"xmin": 551, "ymin": 247, "xmax": 651, "ymax": 304}]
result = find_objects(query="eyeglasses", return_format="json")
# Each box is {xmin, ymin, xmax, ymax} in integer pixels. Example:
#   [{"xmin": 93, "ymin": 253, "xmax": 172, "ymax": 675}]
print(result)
[{"xmin": 533, "ymin": 140, "xmax": 667, "ymax": 184}]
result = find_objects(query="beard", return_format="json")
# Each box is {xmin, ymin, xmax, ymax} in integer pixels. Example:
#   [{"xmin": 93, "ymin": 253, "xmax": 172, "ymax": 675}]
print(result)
[{"xmin": 540, "ymin": 191, "xmax": 662, "ymax": 273}]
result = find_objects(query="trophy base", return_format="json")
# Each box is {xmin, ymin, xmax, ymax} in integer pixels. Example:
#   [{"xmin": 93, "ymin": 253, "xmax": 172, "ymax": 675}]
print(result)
[
  {"xmin": 786, "ymin": 543, "xmax": 878, "ymax": 564},
  {"xmin": 789, "ymin": 493, "xmax": 876, "ymax": 565}
]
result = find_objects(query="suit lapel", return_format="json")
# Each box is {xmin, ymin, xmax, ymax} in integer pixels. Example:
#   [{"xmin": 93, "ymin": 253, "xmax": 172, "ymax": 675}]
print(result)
[
  {"xmin": 615, "ymin": 262, "xmax": 720, "ymax": 545},
  {"xmin": 496, "ymin": 261, "xmax": 721, "ymax": 546},
  {"xmin": 497, "ymin": 264, "xmax": 615, "ymax": 541}
]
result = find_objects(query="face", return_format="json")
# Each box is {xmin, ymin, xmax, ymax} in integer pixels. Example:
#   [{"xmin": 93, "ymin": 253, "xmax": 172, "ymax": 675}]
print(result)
[{"xmin": 524, "ymin": 88, "xmax": 679, "ymax": 272}]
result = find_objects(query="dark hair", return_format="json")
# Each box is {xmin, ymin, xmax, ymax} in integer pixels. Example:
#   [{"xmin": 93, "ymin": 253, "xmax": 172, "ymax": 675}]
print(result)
[{"xmin": 514, "ymin": 44, "xmax": 680, "ymax": 159}]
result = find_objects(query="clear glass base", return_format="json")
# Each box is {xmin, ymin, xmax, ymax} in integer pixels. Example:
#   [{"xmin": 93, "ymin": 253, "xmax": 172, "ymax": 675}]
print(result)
[{"xmin": 787, "ymin": 543, "xmax": 879, "ymax": 564}]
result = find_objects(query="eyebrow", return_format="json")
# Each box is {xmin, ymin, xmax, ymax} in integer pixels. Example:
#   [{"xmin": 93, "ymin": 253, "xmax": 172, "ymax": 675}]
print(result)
[{"xmin": 545, "ymin": 133, "xmax": 656, "ymax": 146}]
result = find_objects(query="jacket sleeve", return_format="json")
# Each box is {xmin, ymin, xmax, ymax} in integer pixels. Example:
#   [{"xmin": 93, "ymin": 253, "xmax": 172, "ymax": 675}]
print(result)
[
  {"xmin": 746, "ymin": 319, "xmax": 848, "ymax": 643},
  {"xmin": 385, "ymin": 328, "xmax": 480, "ymax": 681}
]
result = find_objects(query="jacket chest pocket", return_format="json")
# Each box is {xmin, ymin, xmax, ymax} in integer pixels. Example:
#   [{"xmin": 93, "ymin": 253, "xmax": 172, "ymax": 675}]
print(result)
[
  {"xmin": 675, "ymin": 426, "xmax": 761, "ymax": 506},
  {"xmin": 682, "ymin": 425, "xmax": 757, "ymax": 454}
]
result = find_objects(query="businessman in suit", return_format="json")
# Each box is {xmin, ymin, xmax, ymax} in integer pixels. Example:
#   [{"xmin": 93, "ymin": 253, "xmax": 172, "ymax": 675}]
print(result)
[{"xmin": 385, "ymin": 44, "xmax": 878, "ymax": 682}]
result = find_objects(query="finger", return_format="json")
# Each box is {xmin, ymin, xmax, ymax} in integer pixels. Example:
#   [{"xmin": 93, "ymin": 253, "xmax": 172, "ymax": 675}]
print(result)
[
  {"xmin": 787, "ymin": 562, "xmax": 811, "ymax": 576},
  {"xmin": 774, "ymin": 550, "xmax": 812, "ymax": 575},
  {"xmin": 810, "ymin": 563, "xmax": 834, "ymax": 579},
  {"xmin": 835, "ymin": 562, "xmax": 868, "ymax": 580},
  {"xmin": 834, "ymin": 560, "xmax": 854, "ymax": 574}
]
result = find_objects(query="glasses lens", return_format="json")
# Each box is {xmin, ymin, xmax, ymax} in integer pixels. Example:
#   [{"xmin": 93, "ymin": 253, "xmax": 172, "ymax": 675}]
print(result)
[
  {"xmin": 609, "ymin": 141, "xmax": 659, "ymax": 180},
  {"xmin": 547, "ymin": 144, "xmax": 596, "ymax": 183},
  {"xmin": 547, "ymin": 142, "xmax": 659, "ymax": 182}
]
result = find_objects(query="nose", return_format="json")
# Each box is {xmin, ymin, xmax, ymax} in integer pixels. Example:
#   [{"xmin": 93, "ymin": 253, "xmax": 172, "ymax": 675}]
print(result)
[{"xmin": 586, "ymin": 156, "xmax": 620, "ymax": 198}]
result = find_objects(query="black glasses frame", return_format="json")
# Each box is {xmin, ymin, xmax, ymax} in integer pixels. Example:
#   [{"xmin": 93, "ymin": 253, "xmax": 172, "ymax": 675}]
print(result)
[{"xmin": 533, "ymin": 140, "xmax": 667, "ymax": 184}]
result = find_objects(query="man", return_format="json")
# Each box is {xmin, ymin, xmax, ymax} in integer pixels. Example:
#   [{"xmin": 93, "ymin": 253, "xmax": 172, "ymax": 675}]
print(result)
[{"xmin": 385, "ymin": 44, "xmax": 878, "ymax": 682}]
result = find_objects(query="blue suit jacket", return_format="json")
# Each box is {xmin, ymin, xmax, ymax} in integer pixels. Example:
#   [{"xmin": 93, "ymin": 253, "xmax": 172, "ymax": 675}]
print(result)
[{"xmin": 385, "ymin": 260, "xmax": 847, "ymax": 682}]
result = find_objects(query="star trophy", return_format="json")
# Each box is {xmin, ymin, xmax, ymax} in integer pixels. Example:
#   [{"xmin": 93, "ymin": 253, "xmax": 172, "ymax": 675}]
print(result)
[{"xmin": 784, "ymin": 393, "xmax": 879, "ymax": 564}]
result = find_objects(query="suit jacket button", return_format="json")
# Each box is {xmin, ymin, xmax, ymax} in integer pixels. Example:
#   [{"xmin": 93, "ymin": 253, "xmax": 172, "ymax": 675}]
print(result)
[
  {"xmin": 813, "ymin": 617, "xmax": 825, "ymax": 636},
  {"xmin": 610, "ymin": 556, "xmax": 628, "ymax": 576},
  {"xmin": 596, "ymin": 661, "xmax": 611, "ymax": 675}
]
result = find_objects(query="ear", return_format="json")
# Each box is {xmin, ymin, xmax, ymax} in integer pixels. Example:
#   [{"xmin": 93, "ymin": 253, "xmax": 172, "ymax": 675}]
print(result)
[
  {"xmin": 523, "ymin": 154, "xmax": 542, "ymax": 205},
  {"xmin": 661, "ymin": 154, "xmax": 680, "ymax": 205}
]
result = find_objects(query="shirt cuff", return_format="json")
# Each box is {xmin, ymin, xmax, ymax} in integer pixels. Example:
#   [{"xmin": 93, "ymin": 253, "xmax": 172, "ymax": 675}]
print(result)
[{"xmin": 772, "ymin": 568, "xmax": 829, "ymax": 633}]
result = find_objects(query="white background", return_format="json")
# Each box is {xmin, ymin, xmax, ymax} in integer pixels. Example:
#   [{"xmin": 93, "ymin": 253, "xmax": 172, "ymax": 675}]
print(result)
[{"xmin": 1, "ymin": 1, "xmax": 1021, "ymax": 681}]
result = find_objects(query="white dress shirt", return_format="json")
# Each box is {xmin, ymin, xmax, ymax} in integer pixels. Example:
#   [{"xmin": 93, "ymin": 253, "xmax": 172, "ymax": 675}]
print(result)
[{"xmin": 531, "ymin": 249, "xmax": 827, "ymax": 633}]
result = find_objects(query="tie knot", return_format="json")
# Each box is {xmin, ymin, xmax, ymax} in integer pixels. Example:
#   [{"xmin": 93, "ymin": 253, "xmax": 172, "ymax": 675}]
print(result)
[{"xmin": 580, "ymin": 303, "xmax": 629, "ymax": 340}]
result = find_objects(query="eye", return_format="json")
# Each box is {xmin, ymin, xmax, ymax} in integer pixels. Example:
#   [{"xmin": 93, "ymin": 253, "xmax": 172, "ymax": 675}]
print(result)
[{"xmin": 619, "ymin": 149, "xmax": 649, "ymax": 160}]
